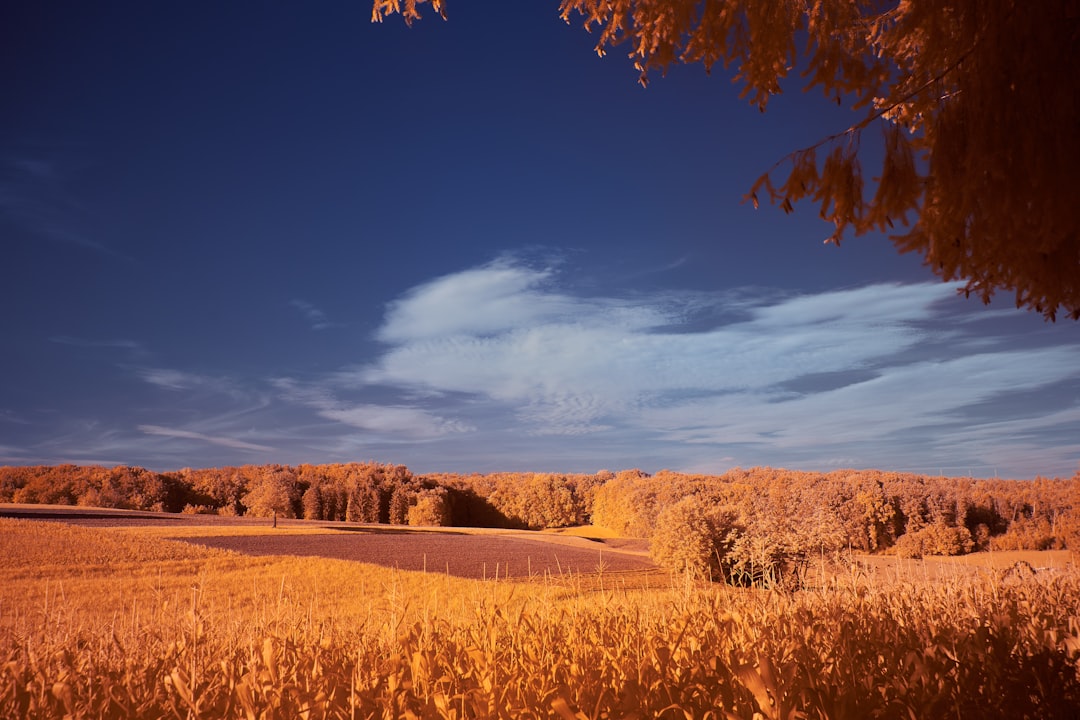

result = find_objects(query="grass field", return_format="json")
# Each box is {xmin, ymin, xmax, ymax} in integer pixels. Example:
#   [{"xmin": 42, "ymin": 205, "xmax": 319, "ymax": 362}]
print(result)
[{"xmin": 2, "ymin": 509, "xmax": 1079, "ymax": 718}]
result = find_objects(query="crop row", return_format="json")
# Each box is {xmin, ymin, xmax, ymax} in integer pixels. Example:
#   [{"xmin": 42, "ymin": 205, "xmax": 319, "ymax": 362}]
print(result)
[{"xmin": 4, "ymin": 571, "xmax": 1079, "ymax": 719}]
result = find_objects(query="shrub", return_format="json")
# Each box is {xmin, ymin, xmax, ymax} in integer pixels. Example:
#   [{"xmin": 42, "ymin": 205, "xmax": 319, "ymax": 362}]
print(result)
[
  {"xmin": 408, "ymin": 488, "xmax": 451, "ymax": 527},
  {"xmin": 181, "ymin": 504, "xmax": 218, "ymax": 515},
  {"xmin": 894, "ymin": 522, "xmax": 974, "ymax": 558},
  {"xmin": 650, "ymin": 496, "xmax": 739, "ymax": 579}
]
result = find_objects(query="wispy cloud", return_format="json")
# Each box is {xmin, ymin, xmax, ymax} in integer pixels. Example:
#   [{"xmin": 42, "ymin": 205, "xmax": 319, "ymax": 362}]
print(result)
[
  {"xmin": 377, "ymin": 259, "xmax": 595, "ymax": 343},
  {"xmin": 290, "ymin": 299, "xmax": 335, "ymax": 330},
  {"xmin": 0, "ymin": 409, "xmax": 31, "ymax": 425},
  {"xmin": 321, "ymin": 258, "xmax": 1080, "ymax": 476},
  {"xmin": 138, "ymin": 368, "xmax": 207, "ymax": 391},
  {"xmin": 357, "ymin": 265, "xmax": 952, "ymax": 434},
  {"xmin": 319, "ymin": 405, "xmax": 473, "ymax": 438},
  {"xmin": 273, "ymin": 378, "xmax": 472, "ymax": 440},
  {"xmin": 10, "ymin": 159, "xmax": 54, "ymax": 179},
  {"xmin": 2, "ymin": 156, "xmax": 135, "ymax": 261},
  {"xmin": 138, "ymin": 424, "xmax": 275, "ymax": 452},
  {"xmin": 50, "ymin": 336, "xmax": 148, "ymax": 358},
  {"xmin": 136, "ymin": 368, "xmax": 255, "ymax": 402}
]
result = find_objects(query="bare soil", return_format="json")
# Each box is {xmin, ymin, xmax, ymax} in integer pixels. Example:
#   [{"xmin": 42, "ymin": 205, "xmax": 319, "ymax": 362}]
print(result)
[
  {"xmin": 0, "ymin": 504, "xmax": 657, "ymax": 579},
  {"xmin": 178, "ymin": 529, "xmax": 654, "ymax": 579}
]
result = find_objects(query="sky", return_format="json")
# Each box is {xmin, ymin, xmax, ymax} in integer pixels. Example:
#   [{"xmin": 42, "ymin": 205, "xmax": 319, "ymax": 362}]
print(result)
[{"xmin": 2, "ymin": 2, "xmax": 1078, "ymax": 479}]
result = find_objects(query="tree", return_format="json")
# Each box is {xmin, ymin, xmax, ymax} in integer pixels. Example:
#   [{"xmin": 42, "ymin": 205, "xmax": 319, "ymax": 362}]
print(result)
[
  {"xmin": 388, "ymin": 484, "xmax": 413, "ymax": 525},
  {"xmin": 302, "ymin": 485, "xmax": 323, "ymax": 520},
  {"xmin": 241, "ymin": 466, "xmax": 299, "ymax": 525},
  {"xmin": 373, "ymin": 0, "xmax": 1080, "ymax": 320},
  {"xmin": 408, "ymin": 487, "xmax": 452, "ymax": 526},
  {"xmin": 486, "ymin": 473, "xmax": 584, "ymax": 529},
  {"xmin": 650, "ymin": 495, "xmax": 739, "ymax": 579}
]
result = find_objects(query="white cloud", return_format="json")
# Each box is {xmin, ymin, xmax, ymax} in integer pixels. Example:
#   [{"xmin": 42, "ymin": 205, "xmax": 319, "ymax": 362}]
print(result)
[
  {"xmin": 319, "ymin": 405, "xmax": 472, "ymax": 438},
  {"xmin": 0, "ymin": 409, "xmax": 30, "ymax": 425},
  {"xmin": 376, "ymin": 259, "xmax": 657, "ymax": 343},
  {"xmin": 2, "ymin": 157, "xmax": 135, "ymax": 261},
  {"xmin": 136, "ymin": 368, "xmax": 257, "ymax": 404},
  {"xmin": 139, "ymin": 368, "xmax": 200, "ymax": 390},
  {"xmin": 358, "ymin": 266, "xmax": 961, "ymax": 436},
  {"xmin": 290, "ymin": 299, "xmax": 334, "ymax": 330},
  {"xmin": 272, "ymin": 377, "xmax": 472, "ymax": 440},
  {"xmin": 50, "ymin": 336, "xmax": 147, "ymax": 357},
  {"xmin": 138, "ymin": 424, "xmax": 275, "ymax": 452},
  {"xmin": 326, "ymin": 258, "xmax": 1079, "ymax": 476},
  {"xmin": 641, "ymin": 348, "xmax": 1080, "ymax": 448}
]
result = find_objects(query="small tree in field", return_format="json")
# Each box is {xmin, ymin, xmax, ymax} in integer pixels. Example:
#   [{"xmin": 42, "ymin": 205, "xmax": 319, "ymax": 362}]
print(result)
[
  {"xmin": 650, "ymin": 495, "xmax": 739, "ymax": 579},
  {"xmin": 241, "ymin": 467, "xmax": 298, "ymax": 526}
]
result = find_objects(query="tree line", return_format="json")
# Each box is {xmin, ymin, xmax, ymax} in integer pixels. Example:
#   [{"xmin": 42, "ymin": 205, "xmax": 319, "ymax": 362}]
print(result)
[{"xmin": 2, "ymin": 462, "xmax": 1076, "ymax": 580}]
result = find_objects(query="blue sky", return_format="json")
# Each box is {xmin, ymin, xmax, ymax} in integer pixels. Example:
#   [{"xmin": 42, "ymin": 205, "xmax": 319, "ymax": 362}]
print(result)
[{"xmin": 2, "ymin": 2, "xmax": 1078, "ymax": 478}]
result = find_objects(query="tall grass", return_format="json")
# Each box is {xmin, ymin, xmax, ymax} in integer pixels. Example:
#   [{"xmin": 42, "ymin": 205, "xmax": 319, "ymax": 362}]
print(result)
[{"xmin": 2, "ymin": 518, "xmax": 1078, "ymax": 718}]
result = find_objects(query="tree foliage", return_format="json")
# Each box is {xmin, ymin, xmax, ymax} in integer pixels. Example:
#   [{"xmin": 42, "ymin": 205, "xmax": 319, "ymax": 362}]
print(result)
[
  {"xmin": 240, "ymin": 466, "xmax": 298, "ymax": 519},
  {"xmin": 3, "ymin": 462, "xmax": 1078, "ymax": 572},
  {"xmin": 649, "ymin": 495, "xmax": 739, "ymax": 578},
  {"xmin": 373, "ymin": 0, "xmax": 1080, "ymax": 320},
  {"xmin": 408, "ymin": 487, "xmax": 452, "ymax": 526}
]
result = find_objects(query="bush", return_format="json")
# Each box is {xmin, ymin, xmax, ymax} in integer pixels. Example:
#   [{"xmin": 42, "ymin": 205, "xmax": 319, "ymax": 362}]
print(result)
[
  {"xmin": 408, "ymin": 489, "xmax": 451, "ymax": 527},
  {"xmin": 181, "ymin": 504, "xmax": 218, "ymax": 515},
  {"xmin": 990, "ymin": 517, "xmax": 1059, "ymax": 551},
  {"xmin": 893, "ymin": 522, "xmax": 974, "ymax": 558},
  {"xmin": 650, "ymin": 496, "xmax": 739, "ymax": 579}
]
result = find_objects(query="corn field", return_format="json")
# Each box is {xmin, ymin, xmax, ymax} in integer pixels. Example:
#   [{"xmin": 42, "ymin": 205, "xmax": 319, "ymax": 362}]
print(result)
[{"xmin": 2, "ymin": 519, "xmax": 1079, "ymax": 718}]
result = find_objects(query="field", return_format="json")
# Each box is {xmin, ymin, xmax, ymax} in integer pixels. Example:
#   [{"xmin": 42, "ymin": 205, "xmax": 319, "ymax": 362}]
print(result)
[{"xmin": 2, "ymin": 507, "xmax": 1079, "ymax": 718}]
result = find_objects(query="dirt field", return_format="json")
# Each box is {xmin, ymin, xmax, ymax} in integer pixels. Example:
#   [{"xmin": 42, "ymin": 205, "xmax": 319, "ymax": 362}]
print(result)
[
  {"xmin": 0, "ymin": 504, "xmax": 656, "ymax": 580},
  {"xmin": 174, "ymin": 529, "xmax": 649, "ymax": 578}
]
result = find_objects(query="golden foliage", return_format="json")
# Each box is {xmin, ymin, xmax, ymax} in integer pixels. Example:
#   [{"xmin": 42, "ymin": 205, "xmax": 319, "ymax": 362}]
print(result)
[
  {"xmin": 371, "ymin": 0, "xmax": 445, "ymax": 25},
  {"xmin": 374, "ymin": 0, "xmax": 1080, "ymax": 320}
]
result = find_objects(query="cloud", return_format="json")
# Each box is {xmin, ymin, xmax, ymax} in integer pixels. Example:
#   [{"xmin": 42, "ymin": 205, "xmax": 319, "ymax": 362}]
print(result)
[
  {"xmin": 318, "ymin": 405, "xmax": 472, "ymax": 438},
  {"xmin": 52, "ymin": 258, "xmax": 1069, "ymax": 476},
  {"xmin": 641, "ymin": 348, "xmax": 1080, "ymax": 448},
  {"xmin": 290, "ymin": 299, "xmax": 335, "ymax": 330},
  {"xmin": 2, "ymin": 157, "xmax": 134, "ymax": 261},
  {"xmin": 0, "ymin": 409, "xmax": 31, "ymax": 425},
  {"xmin": 136, "ymin": 368, "xmax": 255, "ymax": 402},
  {"xmin": 272, "ymin": 378, "xmax": 472, "ymax": 440},
  {"xmin": 377, "ymin": 259, "xmax": 597, "ymax": 343},
  {"xmin": 138, "ymin": 424, "xmax": 275, "ymax": 452},
  {"xmin": 10, "ymin": 158, "xmax": 55, "ymax": 179},
  {"xmin": 359, "ymin": 266, "xmax": 957, "ymax": 434},
  {"xmin": 333, "ymin": 258, "xmax": 1079, "ymax": 475},
  {"xmin": 50, "ymin": 336, "xmax": 147, "ymax": 358},
  {"xmin": 139, "ymin": 368, "xmax": 201, "ymax": 390}
]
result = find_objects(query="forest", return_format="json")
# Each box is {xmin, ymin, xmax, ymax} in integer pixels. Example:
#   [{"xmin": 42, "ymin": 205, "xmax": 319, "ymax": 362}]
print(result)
[{"xmin": 2, "ymin": 462, "xmax": 1077, "ymax": 585}]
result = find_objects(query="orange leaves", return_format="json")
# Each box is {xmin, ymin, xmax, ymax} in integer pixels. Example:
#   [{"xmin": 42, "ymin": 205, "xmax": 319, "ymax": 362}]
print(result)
[
  {"xmin": 748, "ymin": 130, "xmax": 875, "ymax": 247},
  {"xmin": 815, "ymin": 143, "xmax": 864, "ymax": 244},
  {"xmin": 867, "ymin": 123, "xmax": 918, "ymax": 231},
  {"xmin": 370, "ymin": 0, "xmax": 445, "ymax": 25},
  {"xmin": 780, "ymin": 147, "xmax": 819, "ymax": 202}
]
